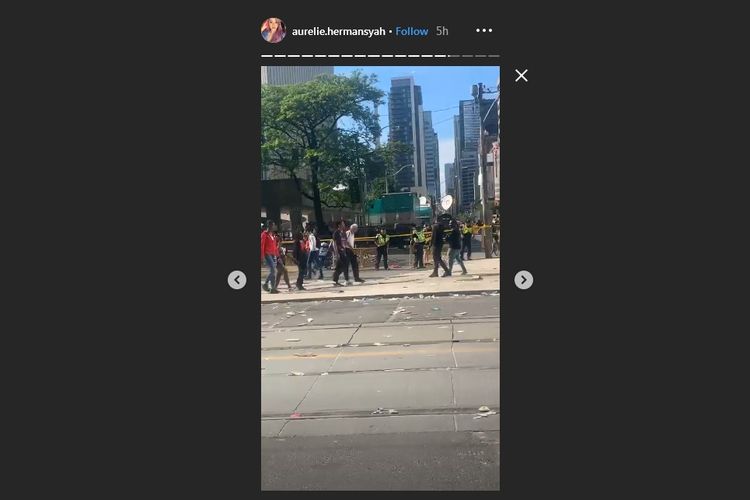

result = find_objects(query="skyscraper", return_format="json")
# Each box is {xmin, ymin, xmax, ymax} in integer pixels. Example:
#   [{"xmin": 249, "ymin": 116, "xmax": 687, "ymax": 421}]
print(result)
[
  {"xmin": 423, "ymin": 111, "xmax": 440, "ymax": 200},
  {"xmin": 444, "ymin": 162, "xmax": 458, "ymax": 213},
  {"xmin": 388, "ymin": 77, "xmax": 426, "ymax": 195},
  {"xmin": 455, "ymin": 98, "xmax": 495, "ymax": 213},
  {"xmin": 260, "ymin": 66, "xmax": 333, "ymax": 85},
  {"xmin": 455, "ymin": 100, "xmax": 480, "ymax": 212}
]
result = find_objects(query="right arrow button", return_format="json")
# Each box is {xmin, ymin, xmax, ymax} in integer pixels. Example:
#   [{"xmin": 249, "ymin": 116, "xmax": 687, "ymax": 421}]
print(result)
[{"xmin": 514, "ymin": 270, "xmax": 533, "ymax": 290}]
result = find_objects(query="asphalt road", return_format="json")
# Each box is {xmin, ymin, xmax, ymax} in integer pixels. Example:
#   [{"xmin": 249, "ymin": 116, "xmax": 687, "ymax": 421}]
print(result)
[
  {"xmin": 261, "ymin": 295, "xmax": 500, "ymax": 491},
  {"xmin": 261, "ymin": 293, "xmax": 500, "ymax": 328},
  {"xmin": 261, "ymin": 431, "xmax": 500, "ymax": 491}
]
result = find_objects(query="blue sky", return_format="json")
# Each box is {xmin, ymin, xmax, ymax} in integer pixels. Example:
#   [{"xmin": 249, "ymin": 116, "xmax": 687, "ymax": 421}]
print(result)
[{"xmin": 334, "ymin": 66, "xmax": 500, "ymax": 194}]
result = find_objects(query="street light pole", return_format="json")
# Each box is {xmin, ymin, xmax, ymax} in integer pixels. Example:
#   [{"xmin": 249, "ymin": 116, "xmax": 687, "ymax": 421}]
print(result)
[{"xmin": 385, "ymin": 163, "xmax": 413, "ymax": 195}]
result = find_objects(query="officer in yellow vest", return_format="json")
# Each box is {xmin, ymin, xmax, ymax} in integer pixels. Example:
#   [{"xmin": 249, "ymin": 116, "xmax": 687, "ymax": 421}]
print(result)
[
  {"xmin": 375, "ymin": 228, "xmax": 390, "ymax": 270},
  {"xmin": 461, "ymin": 222, "xmax": 473, "ymax": 260},
  {"xmin": 411, "ymin": 224, "xmax": 427, "ymax": 269}
]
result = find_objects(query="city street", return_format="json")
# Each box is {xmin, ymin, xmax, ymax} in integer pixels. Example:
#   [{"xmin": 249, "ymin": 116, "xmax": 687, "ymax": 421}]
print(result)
[{"xmin": 261, "ymin": 294, "xmax": 500, "ymax": 490}]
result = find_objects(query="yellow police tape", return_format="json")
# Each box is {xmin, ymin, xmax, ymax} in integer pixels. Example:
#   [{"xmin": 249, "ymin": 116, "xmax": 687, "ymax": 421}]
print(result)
[{"xmin": 279, "ymin": 224, "xmax": 496, "ymax": 246}]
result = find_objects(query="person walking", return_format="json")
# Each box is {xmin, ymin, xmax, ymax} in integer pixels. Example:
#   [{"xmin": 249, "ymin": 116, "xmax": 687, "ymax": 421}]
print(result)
[
  {"xmin": 331, "ymin": 220, "xmax": 350, "ymax": 287},
  {"xmin": 261, "ymin": 221, "xmax": 279, "ymax": 294},
  {"xmin": 317, "ymin": 241, "xmax": 328, "ymax": 279},
  {"xmin": 423, "ymin": 223, "xmax": 431, "ymax": 267},
  {"xmin": 428, "ymin": 219, "xmax": 450, "ymax": 277},
  {"xmin": 346, "ymin": 223, "xmax": 365, "ymax": 283},
  {"xmin": 411, "ymin": 224, "xmax": 426, "ymax": 269},
  {"xmin": 292, "ymin": 230, "xmax": 308, "ymax": 290},
  {"xmin": 306, "ymin": 227, "xmax": 319, "ymax": 279},
  {"xmin": 375, "ymin": 227, "xmax": 390, "ymax": 270},
  {"xmin": 274, "ymin": 232, "xmax": 292, "ymax": 292},
  {"xmin": 461, "ymin": 222, "xmax": 473, "ymax": 261},
  {"xmin": 447, "ymin": 219, "xmax": 468, "ymax": 275}
]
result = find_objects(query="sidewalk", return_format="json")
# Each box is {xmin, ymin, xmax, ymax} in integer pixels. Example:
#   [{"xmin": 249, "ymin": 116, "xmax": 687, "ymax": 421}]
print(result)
[{"xmin": 260, "ymin": 256, "xmax": 499, "ymax": 303}]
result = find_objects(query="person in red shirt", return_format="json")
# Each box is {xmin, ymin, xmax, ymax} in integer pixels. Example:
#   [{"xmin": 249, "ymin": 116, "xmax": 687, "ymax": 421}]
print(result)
[{"xmin": 260, "ymin": 221, "xmax": 279, "ymax": 294}]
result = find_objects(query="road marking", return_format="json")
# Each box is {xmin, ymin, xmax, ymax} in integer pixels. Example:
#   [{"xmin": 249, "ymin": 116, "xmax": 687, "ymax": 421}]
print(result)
[{"xmin": 262, "ymin": 345, "xmax": 497, "ymax": 361}]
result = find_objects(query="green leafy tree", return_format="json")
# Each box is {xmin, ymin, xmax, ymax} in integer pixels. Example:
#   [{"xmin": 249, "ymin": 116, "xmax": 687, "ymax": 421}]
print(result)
[{"xmin": 261, "ymin": 72, "xmax": 384, "ymax": 233}]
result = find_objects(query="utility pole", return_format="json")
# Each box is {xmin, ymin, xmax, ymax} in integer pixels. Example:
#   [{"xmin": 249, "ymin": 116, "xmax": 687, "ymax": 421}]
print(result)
[
  {"xmin": 473, "ymin": 82, "xmax": 499, "ymax": 258},
  {"xmin": 474, "ymin": 83, "xmax": 491, "ymax": 258}
]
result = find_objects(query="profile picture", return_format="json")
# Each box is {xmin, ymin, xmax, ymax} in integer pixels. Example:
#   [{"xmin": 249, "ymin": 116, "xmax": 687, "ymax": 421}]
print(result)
[{"xmin": 260, "ymin": 18, "xmax": 286, "ymax": 44}]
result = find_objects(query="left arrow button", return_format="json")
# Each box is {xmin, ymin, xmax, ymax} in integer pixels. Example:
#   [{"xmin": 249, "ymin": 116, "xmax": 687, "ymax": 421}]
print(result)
[{"xmin": 228, "ymin": 270, "xmax": 247, "ymax": 290}]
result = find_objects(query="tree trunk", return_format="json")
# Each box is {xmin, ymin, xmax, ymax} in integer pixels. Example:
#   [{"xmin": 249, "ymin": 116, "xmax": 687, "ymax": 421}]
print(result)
[{"xmin": 310, "ymin": 157, "xmax": 326, "ymax": 235}]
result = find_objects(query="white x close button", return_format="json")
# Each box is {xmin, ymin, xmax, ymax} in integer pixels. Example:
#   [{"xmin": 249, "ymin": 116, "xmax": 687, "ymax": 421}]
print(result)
[{"xmin": 515, "ymin": 69, "xmax": 528, "ymax": 82}]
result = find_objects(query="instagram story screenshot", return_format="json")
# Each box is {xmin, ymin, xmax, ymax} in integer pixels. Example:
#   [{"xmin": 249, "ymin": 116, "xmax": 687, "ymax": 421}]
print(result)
[
  {"xmin": 253, "ymin": 16, "xmax": 506, "ymax": 491},
  {"xmin": 6, "ymin": 5, "xmax": 735, "ymax": 498}
]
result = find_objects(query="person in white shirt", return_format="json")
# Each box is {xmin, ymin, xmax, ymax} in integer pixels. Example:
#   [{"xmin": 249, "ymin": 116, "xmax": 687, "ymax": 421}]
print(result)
[
  {"xmin": 345, "ymin": 224, "xmax": 365, "ymax": 283},
  {"xmin": 305, "ymin": 228, "xmax": 320, "ymax": 279}
]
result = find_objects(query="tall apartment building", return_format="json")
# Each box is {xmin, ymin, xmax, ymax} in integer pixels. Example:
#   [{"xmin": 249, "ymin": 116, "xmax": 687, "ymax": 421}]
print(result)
[
  {"xmin": 422, "ymin": 111, "xmax": 440, "ymax": 200},
  {"xmin": 455, "ymin": 98, "xmax": 496, "ymax": 213},
  {"xmin": 454, "ymin": 100, "xmax": 480, "ymax": 212},
  {"xmin": 388, "ymin": 77, "xmax": 427, "ymax": 196},
  {"xmin": 444, "ymin": 162, "xmax": 458, "ymax": 214}
]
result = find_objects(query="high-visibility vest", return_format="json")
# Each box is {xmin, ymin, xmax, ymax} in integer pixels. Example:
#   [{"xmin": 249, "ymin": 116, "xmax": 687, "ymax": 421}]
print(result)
[
  {"xmin": 414, "ymin": 229, "xmax": 426, "ymax": 243},
  {"xmin": 462, "ymin": 226, "xmax": 472, "ymax": 236},
  {"xmin": 375, "ymin": 234, "xmax": 389, "ymax": 247}
]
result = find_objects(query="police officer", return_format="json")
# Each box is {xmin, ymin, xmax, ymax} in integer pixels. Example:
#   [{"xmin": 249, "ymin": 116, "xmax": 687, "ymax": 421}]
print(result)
[
  {"xmin": 375, "ymin": 227, "xmax": 390, "ymax": 270},
  {"xmin": 412, "ymin": 224, "xmax": 426, "ymax": 269},
  {"xmin": 461, "ymin": 222, "xmax": 473, "ymax": 261}
]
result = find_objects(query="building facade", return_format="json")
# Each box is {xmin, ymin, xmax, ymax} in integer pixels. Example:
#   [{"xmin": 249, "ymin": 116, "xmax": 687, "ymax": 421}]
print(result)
[
  {"xmin": 422, "ymin": 111, "xmax": 440, "ymax": 200},
  {"xmin": 444, "ymin": 162, "xmax": 458, "ymax": 215},
  {"xmin": 388, "ymin": 77, "xmax": 427, "ymax": 196},
  {"xmin": 454, "ymin": 98, "xmax": 497, "ymax": 215},
  {"xmin": 260, "ymin": 66, "xmax": 333, "ymax": 85},
  {"xmin": 455, "ymin": 100, "xmax": 480, "ymax": 213}
]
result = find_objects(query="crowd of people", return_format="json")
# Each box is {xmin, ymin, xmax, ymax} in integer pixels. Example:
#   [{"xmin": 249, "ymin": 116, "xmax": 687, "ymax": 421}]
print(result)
[
  {"xmin": 260, "ymin": 220, "xmax": 366, "ymax": 293},
  {"xmin": 261, "ymin": 217, "xmax": 496, "ymax": 293},
  {"xmin": 408, "ymin": 219, "xmax": 483, "ymax": 277}
]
